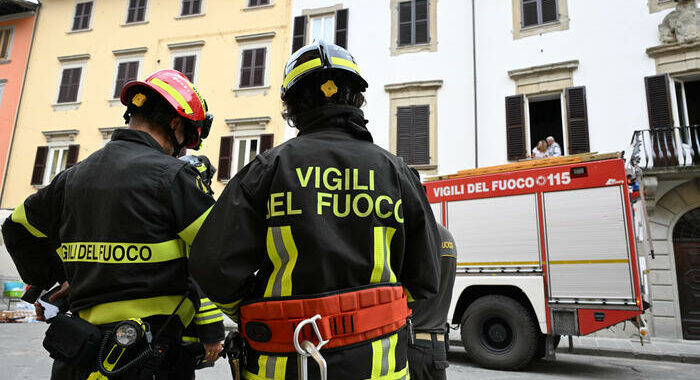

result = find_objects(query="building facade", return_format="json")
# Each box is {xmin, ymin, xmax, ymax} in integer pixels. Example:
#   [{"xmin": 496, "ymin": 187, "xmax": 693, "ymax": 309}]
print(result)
[
  {"xmin": 0, "ymin": 0, "xmax": 292, "ymax": 208},
  {"xmin": 0, "ymin": 0, "xmax": 39, "ymax": 199}
]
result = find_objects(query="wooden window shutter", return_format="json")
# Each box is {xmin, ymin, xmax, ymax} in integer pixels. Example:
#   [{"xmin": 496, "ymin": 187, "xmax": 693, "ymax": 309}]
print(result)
[
  {"xmin": 292, "ymin": 16, "xmax": 307, "ymax": 53},
  {"xmin": 218, "ymin": 136, "xmax": 233, "ymax": 181},
  {"xmin": 505, "ymin": 95, "xmax": 526, "ymax": 161},
  {"xmin": 522, "ymin": 0, "xmax": 538, "ymax": 27},
  {"xmin": 259, "ymin": 134, "xmax": 274, "ymax": 153},
  {"xmin": 335, "ymin": 9, "xmax": 349, "ymax": 49},
  {"xmin": 253, "ymin": 48, "xmax": 266, "ymax": 87},
  {"xmin": 413, "ymin": 105, "xmax": 430, "ymax": 165},
  {"xmin": 31, "ymin": 146, "xmax": 49, "ymax": 185},
  {"xmin": 645, "ymin": 74, "xmax": 673, "ymax": 129},
  {"xmin": 565, "ymin": 86, "xmax": 590, "ymax": 154},
  {"xmin": 398, "ymin": 1, "xmax": 412, "ymax": 45},
  {"xmin": 66, "ymin": 145, "xmax": 80, "ymax": 168},
  {"xmin": 541, "ymin": 0, "xmax": 558, "ymax": 23},
  {"xmin": 414, "ymin": 0, "xmax": 429, "ymax": 44},
  {"xmin": 396, "ymin": 107, "xmax": 413, "ymax": 163}
]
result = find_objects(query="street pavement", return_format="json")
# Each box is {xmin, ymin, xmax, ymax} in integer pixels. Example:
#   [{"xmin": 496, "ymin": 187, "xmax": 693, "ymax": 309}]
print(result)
[{"xmin": 2, "ymin": 323, "xmax": 700, "ymax": 379}]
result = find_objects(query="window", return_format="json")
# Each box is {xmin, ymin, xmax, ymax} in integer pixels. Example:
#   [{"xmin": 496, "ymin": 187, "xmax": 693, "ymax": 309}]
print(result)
[
  {"xmin": 180, "ymin": 0, "xmax": 202, "ymax": 16},
  {"xmin": 239, "ymin": 48, "xmax": 266, "ymax": 88},
  {"xmin": 31, "ymin": 131, "xmax": 80, "ymax": 186},
  {"xmin": 398, "ymin": 0, "xmax": 428, "ymax": 46},
  {"xmin": 512, "ymin": 0, "xmax": 568, "ymax": 39},
  {"xmin": 126, "ymin": 0, "xmax": 148, "ymax": 24},
  {"xmin": 113, "ymin": 61, "xmax": 139, "ymax": 99},
  {"xmin": 219, "ymin": 118, "xmax": 274, "ymax": 181},
  {"xmin": 248, "ymin": 0, "xmax": 269, "ymax": 7},
  {"xmin": 57, "ymin": 67, "xmax": 83, "ymax": 103},
  {"xmin": 386, "ymin": 80, "xmax": 441, "ymax": 171},
  {"xmin": 72, "ymin": 1, "xmax": 93, "ymax": 31},
  {"xmin": 396, "ymin": 105, "xmax": 430, "ymax": 165},
  {"xmin": 0, "ymin": 80, "xmax": 6, "ymax": 109},
  {"xmin": 521, "ymin": 0, "xmax": 558, "ymax": 28},
  {"xmin": 0, "ymin": 27, "xmax": 14, "ymax": 61},
  {"xmin": 291, "ymin": 8, "xmax": 349, "ymax": 52},
  {"xmin": 173, "ymin": 55, "xmax": 197, "ymax": 82}
]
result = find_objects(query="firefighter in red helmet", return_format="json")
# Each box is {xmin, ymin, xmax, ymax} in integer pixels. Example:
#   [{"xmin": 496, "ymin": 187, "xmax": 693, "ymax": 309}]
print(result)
[
  {"xmin": 189, "ymin": 41, "xmax": 440, "ymax": 379},
  {"xmin": 2, "ymin": 69, "xmax": 222, "ymax": 379}
]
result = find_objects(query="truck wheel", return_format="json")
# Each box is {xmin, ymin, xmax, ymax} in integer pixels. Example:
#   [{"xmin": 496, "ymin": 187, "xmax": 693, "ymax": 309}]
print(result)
[{"xmin": 460, "ymin": 295, "xmax": 539, "ymax": 370}]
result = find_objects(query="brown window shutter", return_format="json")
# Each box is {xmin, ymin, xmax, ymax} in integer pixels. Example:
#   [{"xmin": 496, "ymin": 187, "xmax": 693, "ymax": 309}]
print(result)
[
  {"xmin": 240, "ymin": 50, "xmax": 253, "ymax": 87},
  {"xmin": 335, "ymin": 9, "xmax": 349, "ymax": 49},
  {"xmin": 292, "ymin": 16, "xmax": 307, "ymax": 53},
  {"xmin": 66, "ymin": 145, "xmax": 80, "ymax": 168},
  {"xmin": 396, "ymin": 106, "xmax": 413, "ymax": 163},
  {"xmin": 218, "ymin": 136, "xmax": 233, "ymax": 181},
  {"xmin": 412, "ymin": 105, "xmax": 430, "ymax": 165},
  {"xmin": 31, "ymin": 146, "xmax": 49, "ymax": 185},
  {"xmin": 414, "ymin": 0, "xmax": 429, "ymax": 44},
  {"xmin": 541, "ymin": 0, "xmax": 558, "ymax": 23},
  {"xmin": 259, "ymin": 134, "xmax": 274, "ymax": 154},
  {"xmin": 253, "ymin": 48, "xmax": 266, "ymax": 87},
  {"xmin": 505, "ymin": 95, "xmax": 526, "ymax": 161},
  {"xmin": 645, "ymin": 74, "xmax": 673, "ymax": 129},
  {"xmin": 565, "ymin": 86, "xmax": 590, "ymax": 154},
  {"xmin": 81, "ymin": 2, "xmax": 92, "ymax": 30},
  {"xmin": 398, "ymin": 1, "xmax": 412, "ymax": 45}
]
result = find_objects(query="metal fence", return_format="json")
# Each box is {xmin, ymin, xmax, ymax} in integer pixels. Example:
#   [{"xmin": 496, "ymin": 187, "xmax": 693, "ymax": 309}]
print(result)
[{"xmin": 629, "ymin": 125, "xmax": 700, "ymax": 169}]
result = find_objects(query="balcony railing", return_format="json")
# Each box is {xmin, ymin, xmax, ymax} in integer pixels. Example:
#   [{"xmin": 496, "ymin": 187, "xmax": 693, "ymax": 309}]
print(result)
[{"xmin": 628, "ymin": 125, "xmax": 700, "ymax": 169}]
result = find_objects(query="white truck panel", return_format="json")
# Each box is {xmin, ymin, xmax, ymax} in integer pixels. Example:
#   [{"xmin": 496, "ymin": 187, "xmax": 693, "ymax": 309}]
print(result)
[
  {"xmin": 451, "ymin": 275, "xmax": 548, "ymax": 334},
  {"xmin": 544, "ymin": 186, "xmax": 634, "ymax": 300},
  {"xmin": 430, "ymin": 202, "xmax": 442, "ymax": 224},
  {"xmin": 448, "ymin": 194, "xmax": 541, "ymax": 267}
]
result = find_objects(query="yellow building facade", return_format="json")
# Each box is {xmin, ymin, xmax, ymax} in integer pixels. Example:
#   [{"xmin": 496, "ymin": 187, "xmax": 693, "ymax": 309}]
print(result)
[{"xmin": 1, "ymin": 0, "xmax": 292, "ymax": 208}]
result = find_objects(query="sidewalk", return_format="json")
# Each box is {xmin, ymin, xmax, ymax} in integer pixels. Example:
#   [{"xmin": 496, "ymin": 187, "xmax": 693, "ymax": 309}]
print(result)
[{"xmin": 556, "ymin": 336, "xmax": 700, "ymax": 364}]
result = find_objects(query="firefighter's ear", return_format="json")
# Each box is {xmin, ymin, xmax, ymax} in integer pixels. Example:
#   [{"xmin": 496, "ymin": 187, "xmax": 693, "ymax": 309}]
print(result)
[{"xmin": 168, "ymin": 116, "xmax": 182, "ymax": 131}]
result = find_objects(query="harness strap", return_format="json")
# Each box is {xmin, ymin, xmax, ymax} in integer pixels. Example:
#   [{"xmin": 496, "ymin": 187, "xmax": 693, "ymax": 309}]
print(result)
[{"xmin": 240, "ymin": 285, "xmax": 410, "ymax": 354}]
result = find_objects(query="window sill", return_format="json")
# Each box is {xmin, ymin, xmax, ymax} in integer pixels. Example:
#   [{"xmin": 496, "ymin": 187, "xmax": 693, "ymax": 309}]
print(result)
[
  {"xmin": 108, "ymin": 99, "xmax": 122, "ymax": 107},
  {"xmin": 121, "ymin": 20, "xmax": 149, "ymax": 27},
  {"xmin": 219, "ymin": 178, "xmax": 230, "ymax": 185},
  {"xmin": 514, "ymin": 18, "xmax": 569, "ymax": 40},
  {"xmin": 243, "ymin": 4, "xmax": 274, "ymax": 11},
  {"xmin": 521, "ymin": 20, "xmax": 561, "ymax": 31},
  {"xmin": 409, "ymin": 164, "xmax": 437, "ymax": 171},
  {"xmin": 0, "ymin": 59, "xmax": 9, "ymax": 65},
  {"xmin": 53, "ymin": 102, "xmax": 81, "ymax": 111},
  {"xmin": 391, "ymin": 42, "xmax": 437, "ymax": 56},
  {"xmin": 175, "ymin": 13, "xmax": 205, "ymax": 20},
  {"xmin": 33, "ymin": 184, "xmax": 47, "ymax": 190},
  {"xmin": 233, "ymin": 85, "xmax": 270, "ymax": 97},
  {"xmin": 67, "ymin": 28, "xmax": 92, "ymax": 34}
]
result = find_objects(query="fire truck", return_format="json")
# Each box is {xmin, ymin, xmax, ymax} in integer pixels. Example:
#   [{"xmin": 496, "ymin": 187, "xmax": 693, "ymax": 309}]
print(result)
[{"xmin": 424, "ymin": 153, "xmax": 647, "ymax": 370}]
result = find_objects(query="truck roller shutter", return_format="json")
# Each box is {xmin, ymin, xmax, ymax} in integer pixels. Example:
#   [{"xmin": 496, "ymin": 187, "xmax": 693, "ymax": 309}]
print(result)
[
  {"xmin": 31, "ymin": 146, "xmax": 48, "ymax": 185},
  {"xmin": 259, "ymin": 134, "xmax": 274, "ymax": 154},
  {"xmin": 335, "ymin": 9, "xmax": 349, "ymax": 49},
  {"xmin": 292, "ymin": 16, "xmax": 307, "ymax": 53},
  {"xmin": 66, "ymin": 145, "xmax": 80, "ymax": 168},
  {"xmin": 505, "ymin": 95, "xmax": 526, "ymax": 161},
  {"xmin": 218, "ymin": 136, "xmax": 233, "ymax": 181},
  {"xmin": 565, "ymin": 86, "xmax": 590, "ymax": 154}
]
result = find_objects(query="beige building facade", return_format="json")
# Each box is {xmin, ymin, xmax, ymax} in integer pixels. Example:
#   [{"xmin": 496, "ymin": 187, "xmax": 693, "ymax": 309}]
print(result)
[{"xmin": 1, "ymin": 0, "xmax": 292, "ymax": 208}]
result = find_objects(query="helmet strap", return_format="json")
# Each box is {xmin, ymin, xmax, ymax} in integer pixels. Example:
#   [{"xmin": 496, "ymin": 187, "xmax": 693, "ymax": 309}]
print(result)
[{"xmin": 163, "ymin": 122, "xmax": 186, "ymax": 157}]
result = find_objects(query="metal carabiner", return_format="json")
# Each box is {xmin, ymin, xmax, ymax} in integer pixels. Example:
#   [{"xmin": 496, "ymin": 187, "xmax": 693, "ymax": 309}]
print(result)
[{"xmin": 294, "ymin": 314, "xmax": 329, "ymax": 380}]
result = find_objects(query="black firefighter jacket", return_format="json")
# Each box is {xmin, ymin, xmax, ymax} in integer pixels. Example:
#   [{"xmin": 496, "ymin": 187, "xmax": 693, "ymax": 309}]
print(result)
[
  {"xmin": 2, "ymin": 129, "xmax": 223, "ymax": 343},
  {"xmin": 189, "ymin": 107, "xmax": 440, "ymax": 379}
]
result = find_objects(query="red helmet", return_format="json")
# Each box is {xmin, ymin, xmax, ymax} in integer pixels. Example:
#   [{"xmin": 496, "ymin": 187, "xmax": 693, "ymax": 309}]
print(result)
[{"xmin": 121, "ymin": 69, "xmax": 212, "ymax": 149}]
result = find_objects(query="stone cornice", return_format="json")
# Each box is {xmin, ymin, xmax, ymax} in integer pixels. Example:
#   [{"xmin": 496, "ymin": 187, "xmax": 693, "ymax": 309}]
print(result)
[
  {"xmin": 235, "ymin": 32, "xmax": 276, "ymax": 42},
  {"xmin": 225, "ymin": 116, "xmax": 271, "ymax": 131},
  {"xmin": 167, "ymin": 40, "xmax": 205, "ymax": 50},
  {"xmin": 646, "ymin": 40, "xmax": 700, "ymax": 58},
  {"xmin": 42, "ymin": 129, "xmax": 79, "ymax": 141},
  {"xmin": 384, "ymin": 80, "xmax": 443, "ymax": 92},
  {"xmin": 112, "ymin": 47, "xmax": 148, "ymax": 56},
  {"xmin": 508, "ymin": 60, "xmax": 579, "ymax": 80},
  {"xmin": 57, "ymin": 54, "xmax": 90, "ymax": 62}
]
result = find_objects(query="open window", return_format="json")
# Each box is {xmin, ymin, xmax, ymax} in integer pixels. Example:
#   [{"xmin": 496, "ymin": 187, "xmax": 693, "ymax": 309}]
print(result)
[
  {"xmin": 218, "ymin": 117, "xmax": 275, "ymax": 182},
  {"xmin": 31, "ymin": 130, "xmax": 80, "ymax": 187},
  {"xmin": 292, "ymin": 6, "xmax": 348, "ymax": 52}
]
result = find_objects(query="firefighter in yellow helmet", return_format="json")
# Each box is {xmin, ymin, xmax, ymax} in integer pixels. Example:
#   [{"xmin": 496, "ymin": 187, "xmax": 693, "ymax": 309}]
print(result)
[
  {"xmin": 189, "ymin": 41, "xmax": 440, "ymax": 379},
  {"xmin": 2, "ymin": 69, "xmax": 223, "ymax": 379}
]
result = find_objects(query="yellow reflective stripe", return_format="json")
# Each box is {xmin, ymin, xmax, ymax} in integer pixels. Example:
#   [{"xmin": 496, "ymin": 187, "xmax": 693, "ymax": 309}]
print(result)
[
  {"xmin": 274, "ymin": 356, "xmax": 287, "ymax": 380},
  {"xmin": 364, "ymin": 366, "xmax": 409, "ymax": 380},
  {"xmin": 149, "ymin": 78, "xmax": 194, "ymax": 115},
  {"xmin": 331, "ymin": 57, "xmax": 361, "ymax": 75},
  {"xmin": 184, "ymin": 80, "xmax": 207, "ymax": 113},
  {"xmin": 86, "ymin": 345, "xmax": 126, "ymax": 380},
  {"xmin": 264, "ymin": 226, "xmax": 299, "ymax": 297},
  {"xmin": 403, "ymin": 287, "xmax": 414, "ymax": 303},
  {"xmin": 196, "ymin": 309, "xmax": 221, "ymax": 318},
  {"xmin": 57, "ymin": 240, "xmax": 186, "ymax": 264},
  {"xmin": 370, "ymin": 227, "xmax": 397, "ymax": 284},
  {"xmin": 11, "ymin": 202, "xmax": 47, "ymax": 238},
  {"xmin": 182, "ymin": 336, "xmax": 200, "ymax": 343},
  {"xmin": 283, "ymin": 58, "xmax": 322, "ymax": 89},
  {"xmin": 387, "ymin": 334, "xmax": 397, "ymax": 374},
  {"xmin": 194, "ymin": 315, "xmax": 224, "ymax": 325},
  {"xmin": 369, "ymin": 334, "xmax": 405, "ymax": 380},
  {"xmin": 549, "ymin": 259, "xmax": 629, "ymax": 265},
  {"xmin": 258, "ymin": 355, "xmax": 268, "ymax": 378},
  {"xmin": 78, "ymin": 295, "xmax": 195, "ymax": 326},
  {"xmin": 178, "ymin": 206, "xmax": 213, "ymax": 246},
  {"xmin": 198, "ymin": 304, "xmax": 217, "ymax": 312},
  {"xmin": 213, "ymin": 299, "xmax": 243, "ymax": 319},
  {"xmin": 371, "ymin": 339, "xmax": 384, "ymax": 379}
]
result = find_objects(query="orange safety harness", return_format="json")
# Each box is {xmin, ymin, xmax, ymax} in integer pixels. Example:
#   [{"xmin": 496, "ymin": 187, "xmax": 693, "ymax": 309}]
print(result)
[{"xmin": 240, "ymin": 284, "xmax": 410, "ymax": 354}]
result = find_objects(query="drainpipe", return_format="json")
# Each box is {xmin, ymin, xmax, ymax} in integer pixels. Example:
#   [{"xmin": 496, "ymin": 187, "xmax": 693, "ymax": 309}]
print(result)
[
  {"xmin": 472, "ymin": 0, "xmax": 479, "ymax": 168},
  {"xmin": 0, "ymin": 2, "xmax": 41, "ymax": 207}
]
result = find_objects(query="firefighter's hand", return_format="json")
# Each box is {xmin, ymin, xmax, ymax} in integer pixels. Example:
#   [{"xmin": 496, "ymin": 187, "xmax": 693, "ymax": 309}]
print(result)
[
  {"xmin": 49, "ymin": 281, "xmax": 69, "ymax": 303},
  {"xmin": 204, "ymin": 341, "xmax": 224, "ymax": 363},
  {"xmin": 34, "ymin": 302, "xmax": 45, "ymax": 321}
]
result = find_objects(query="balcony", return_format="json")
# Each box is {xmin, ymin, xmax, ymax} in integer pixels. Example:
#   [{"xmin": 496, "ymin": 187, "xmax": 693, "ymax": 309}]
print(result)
[{"xmin": 629, "ymin": 125, "xmax": 700, "ymax": 170}]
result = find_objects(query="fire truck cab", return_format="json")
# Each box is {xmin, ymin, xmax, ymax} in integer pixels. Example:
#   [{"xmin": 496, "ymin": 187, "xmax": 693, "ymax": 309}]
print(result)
[{"xmin": 424, "ymin": 154, "xmax": 645, "ymax": 370}]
